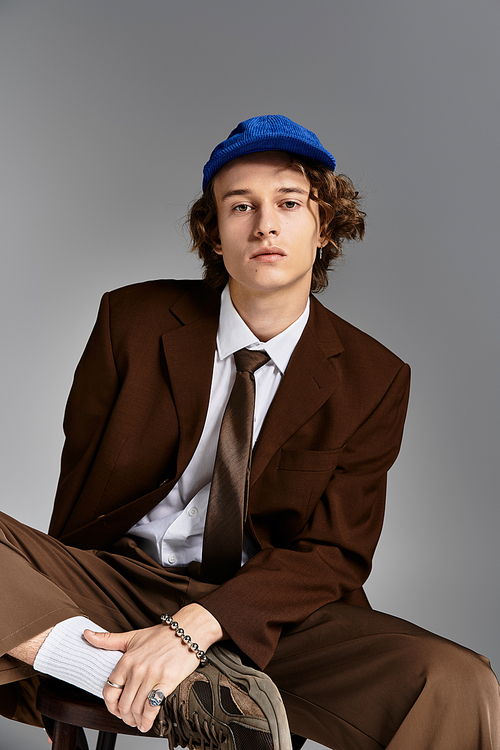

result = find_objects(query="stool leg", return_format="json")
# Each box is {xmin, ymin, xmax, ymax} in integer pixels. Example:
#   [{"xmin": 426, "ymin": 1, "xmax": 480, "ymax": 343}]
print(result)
[
  {"xmin": 96, "ymin": 731, "xmax": 118, "ymax": 750},
  {"xmin": 51, "ymin": 719, "xmax": 79, "ymax": 750},
  {"xmin": 291, "ymin": 733, "xmax": 308, "ymax": 750}
]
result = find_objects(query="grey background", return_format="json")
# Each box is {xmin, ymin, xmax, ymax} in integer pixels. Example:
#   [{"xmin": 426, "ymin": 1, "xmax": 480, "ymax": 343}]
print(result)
[{"xmin": 1, "ymin": 0, "xmax": 499, "ymax": 747}]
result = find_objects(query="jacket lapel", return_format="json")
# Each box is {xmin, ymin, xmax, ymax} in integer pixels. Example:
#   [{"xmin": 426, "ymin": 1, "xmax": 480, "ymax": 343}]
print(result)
[
  {"xmin": 250, "ymin": 296, "xmax": 344, "ymax": 486},
  {"xmin": 162, "ymin": 288, "xmax": 220, "ymax": 481}
]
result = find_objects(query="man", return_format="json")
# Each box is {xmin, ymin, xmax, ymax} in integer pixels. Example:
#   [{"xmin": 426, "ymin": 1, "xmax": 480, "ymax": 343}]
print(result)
[{"xmin": 1, "ymin": 115, "xmax": 499, "ymax": 749}]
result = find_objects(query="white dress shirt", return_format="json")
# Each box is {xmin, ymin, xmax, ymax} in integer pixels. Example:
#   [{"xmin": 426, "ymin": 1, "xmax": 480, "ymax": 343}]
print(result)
[{"xmin": 128, "ymin": 285, "xmax": 310, "ymax": 568}]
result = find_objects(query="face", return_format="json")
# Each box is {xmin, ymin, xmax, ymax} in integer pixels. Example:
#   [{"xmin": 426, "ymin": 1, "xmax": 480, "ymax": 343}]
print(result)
[{"xmin": 212, "ymin": 152, "xmax": 324, "ymax": 302}]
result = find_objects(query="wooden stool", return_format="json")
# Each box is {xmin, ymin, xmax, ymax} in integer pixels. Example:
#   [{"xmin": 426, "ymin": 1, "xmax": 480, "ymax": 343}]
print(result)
[
  {"xmin": 37, "ymin": 680, "xmax": 158, "ymax": 750},
  {"xmin": 37, "ymin": 679, "xmax": 308, "ymax": 750}
]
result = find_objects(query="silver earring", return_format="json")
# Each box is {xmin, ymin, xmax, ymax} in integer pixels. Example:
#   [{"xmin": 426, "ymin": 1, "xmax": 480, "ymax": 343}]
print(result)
[{"xmin": 317, "ymin": 247, "xmax": 323, "ymax": 261}]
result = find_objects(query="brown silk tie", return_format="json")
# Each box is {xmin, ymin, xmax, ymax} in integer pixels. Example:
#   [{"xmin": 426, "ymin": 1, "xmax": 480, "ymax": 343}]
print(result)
[{"xmin": 201, "ymin": 348, "xmax": 270, "ymax": 584}]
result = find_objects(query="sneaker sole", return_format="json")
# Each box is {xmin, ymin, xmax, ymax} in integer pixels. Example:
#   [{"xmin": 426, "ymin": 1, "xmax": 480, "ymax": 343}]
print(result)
[{"xmin": 208, "ymin": 643, "xmax": 292, "ymax": 750}]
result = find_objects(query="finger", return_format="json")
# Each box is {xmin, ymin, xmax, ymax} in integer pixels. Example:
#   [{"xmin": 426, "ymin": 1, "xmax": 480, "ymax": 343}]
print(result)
[
  {"xmin": 102, "ymin": 680, "xmax": 126, "ymax": 719},
  {"xmin": 121, "ymin": 678, "xmax": 164, "ymax": 733},
  {"xmin": 83, "ymin": 629, "xmax": 129, "ymax": 652},
  {"xmin": 135, "ymin": 685, "xmax": 166, "ymax": 733},
  {"xmin": 104, "ymin": 686, "xmax": 139, "ymax": 728},
  {"xmin": 102, "ymin": 662, "xmax": 128, "ymax": 719},
  {"xmin": 120, "ymin": 677, "xmax": 164, "ymax": 731},
  {"xmin": 108, "ymin": 664, "xmax": 149, "ymax": 728}
]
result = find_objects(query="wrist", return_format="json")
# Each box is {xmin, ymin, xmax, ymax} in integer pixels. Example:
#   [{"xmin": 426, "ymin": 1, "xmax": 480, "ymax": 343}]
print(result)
[
  {"xmin": 160, "ymin": 614, "xmax": 208, "ymax": 665},
  {"xmin": 169, "ymin": 603, "xmax": 224, "ymax": 652}
]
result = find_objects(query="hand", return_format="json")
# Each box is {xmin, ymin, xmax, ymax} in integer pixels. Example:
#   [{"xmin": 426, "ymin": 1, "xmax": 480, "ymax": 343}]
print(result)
[{"xmin": 84, "ymin": 603, "xmax": 224, "ymax": 733}]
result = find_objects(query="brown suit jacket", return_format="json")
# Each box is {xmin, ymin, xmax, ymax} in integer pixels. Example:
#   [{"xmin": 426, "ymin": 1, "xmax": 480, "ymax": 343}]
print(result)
[{"xmin": 48, "ymin": 279, "xmax": 410, "ymax": 668}]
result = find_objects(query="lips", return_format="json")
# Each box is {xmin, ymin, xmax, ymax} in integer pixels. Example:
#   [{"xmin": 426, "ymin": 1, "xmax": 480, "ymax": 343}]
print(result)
[{"xmin": 250, "ymin": 246, "xmax": 286, "ymax": 259}]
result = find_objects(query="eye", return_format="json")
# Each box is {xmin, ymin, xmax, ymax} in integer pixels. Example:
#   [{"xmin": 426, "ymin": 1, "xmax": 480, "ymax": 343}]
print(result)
[
  {"xmin": 233, "ymin": 203, "xmax": 252, "ymax": 212},
  {"xmin": 282, "ymin": 200, "xmax": 299, "ymax": 209}
]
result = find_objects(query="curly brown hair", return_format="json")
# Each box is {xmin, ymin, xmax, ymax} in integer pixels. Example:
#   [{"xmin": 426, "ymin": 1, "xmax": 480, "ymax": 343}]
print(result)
[{"xmin": 187, "ymin": 154, "xmax": 366, "ymax": 293}]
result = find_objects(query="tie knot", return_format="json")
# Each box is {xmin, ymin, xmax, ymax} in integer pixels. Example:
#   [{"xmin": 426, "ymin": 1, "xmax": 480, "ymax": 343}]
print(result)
[{"xmin": 233, "ymin": 348, "xmax": 270, "ymax": 374}]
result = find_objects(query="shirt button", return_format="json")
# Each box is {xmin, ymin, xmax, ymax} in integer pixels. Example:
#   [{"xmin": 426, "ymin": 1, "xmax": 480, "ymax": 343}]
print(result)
[
  {"xmin": 188, "ymin": 507, "xmax": 198, "ymax": 517},
  {"xmin": 167, "ymin": 554, "xmax": 177, "ymax": 565}
]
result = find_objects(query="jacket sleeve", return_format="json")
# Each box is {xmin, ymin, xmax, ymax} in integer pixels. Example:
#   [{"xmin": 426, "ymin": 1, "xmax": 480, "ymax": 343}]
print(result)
[
  {"xmin": 197, "ymin": 362, "xmax": 411, "ymax": 669},
  {"xmin": 48, "ymin": 293, "xmax": 120, "ymax": 539}
]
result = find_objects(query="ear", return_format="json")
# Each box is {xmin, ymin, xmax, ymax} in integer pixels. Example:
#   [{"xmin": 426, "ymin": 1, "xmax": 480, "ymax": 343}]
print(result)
[
  {"xmin": 210, "ymin": 225, "xmax": 222, "ymax": 255},
  {"xmin": 317, "ymin": 222, "xmax": 328, "ymax": 249}
]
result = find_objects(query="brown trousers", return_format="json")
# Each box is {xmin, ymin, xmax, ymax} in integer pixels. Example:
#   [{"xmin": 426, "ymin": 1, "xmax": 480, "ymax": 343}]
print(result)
[{"xmin": 0, "ymin": 511, "xmax": 499, "ymax": 750}]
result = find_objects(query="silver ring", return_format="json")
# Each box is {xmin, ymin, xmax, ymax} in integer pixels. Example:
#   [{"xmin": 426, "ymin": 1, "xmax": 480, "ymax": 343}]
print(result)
[
  {"xmin": 106, "ymin": 679, "xmax": 125, "ymax": 689},
  {"xmin": 148, "ymin": 688, "xmax": 165, "ymax": 707}
]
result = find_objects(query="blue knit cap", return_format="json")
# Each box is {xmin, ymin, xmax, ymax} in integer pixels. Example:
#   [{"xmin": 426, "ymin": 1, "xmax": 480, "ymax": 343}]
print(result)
[{"xmin": 202, "ymin": 115, "xmax": 336, "ymax": 192}]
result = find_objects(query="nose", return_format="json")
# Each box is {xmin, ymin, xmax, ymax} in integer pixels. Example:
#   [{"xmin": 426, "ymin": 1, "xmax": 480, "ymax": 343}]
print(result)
[{"xmin": 253, "ymin": 204, "xmax": 279, "ymax": 237}]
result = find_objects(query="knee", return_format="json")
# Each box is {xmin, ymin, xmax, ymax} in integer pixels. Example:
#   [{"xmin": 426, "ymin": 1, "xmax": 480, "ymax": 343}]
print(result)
[{"xmin": 417, "ymin": 636, "xmax": 498, "ymax": 699}]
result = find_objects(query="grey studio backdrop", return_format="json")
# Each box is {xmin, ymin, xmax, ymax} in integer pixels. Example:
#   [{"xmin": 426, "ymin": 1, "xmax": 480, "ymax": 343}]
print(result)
[{"xmin": 1, "ymin": 1, "xmax": 499, "ymax": 748}]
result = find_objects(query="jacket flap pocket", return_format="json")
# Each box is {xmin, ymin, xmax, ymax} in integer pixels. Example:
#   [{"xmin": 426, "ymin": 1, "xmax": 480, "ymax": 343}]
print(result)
[{"xmin": 278, "ymin": 447, "xmax": 343, "ymax": 472}]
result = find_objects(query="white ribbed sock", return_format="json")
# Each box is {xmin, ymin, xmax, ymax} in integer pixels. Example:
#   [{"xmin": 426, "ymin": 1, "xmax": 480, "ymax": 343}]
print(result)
[{"xmin": 33, "ymin": 616, "xmax": 123, "ymax": 698}]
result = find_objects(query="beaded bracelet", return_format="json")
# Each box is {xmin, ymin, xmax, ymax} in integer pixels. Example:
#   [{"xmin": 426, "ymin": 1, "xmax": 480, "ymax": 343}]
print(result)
[{"xmin": 160, "ymin": 614, "xmax": 208, "ymax": 666}]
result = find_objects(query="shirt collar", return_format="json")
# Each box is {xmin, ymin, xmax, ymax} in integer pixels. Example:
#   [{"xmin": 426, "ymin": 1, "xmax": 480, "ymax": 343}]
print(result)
[{"xmin": 217, "ymin": 285, "xmax": 310, "ymax": 375}]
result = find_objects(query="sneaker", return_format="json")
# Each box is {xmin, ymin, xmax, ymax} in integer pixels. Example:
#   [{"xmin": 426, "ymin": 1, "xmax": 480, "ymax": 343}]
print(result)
[{"xmin": 153, "ymin": 643, "xmax": 292, "ymax": 750}]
